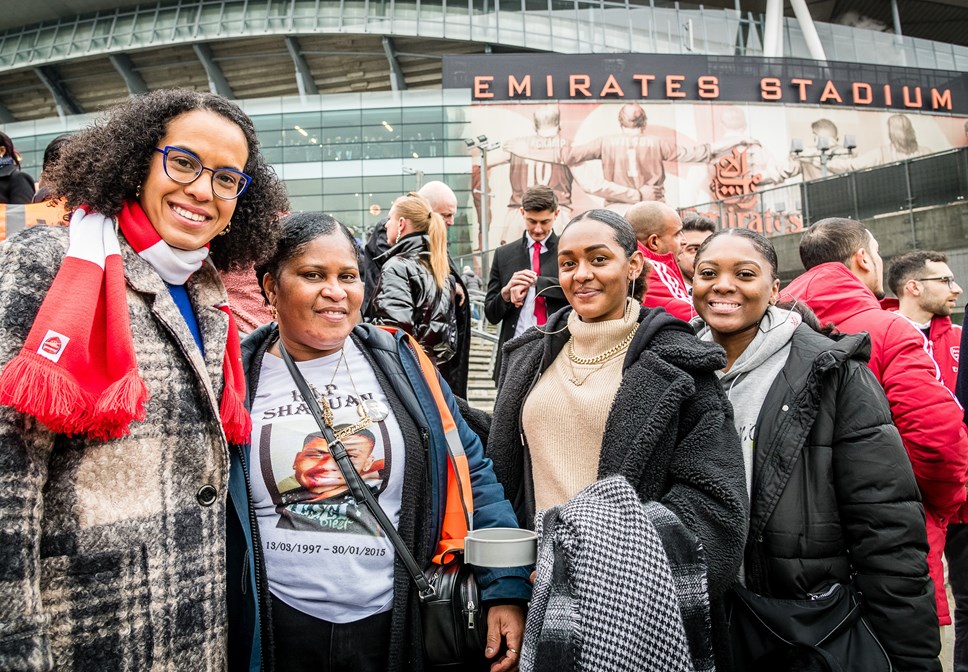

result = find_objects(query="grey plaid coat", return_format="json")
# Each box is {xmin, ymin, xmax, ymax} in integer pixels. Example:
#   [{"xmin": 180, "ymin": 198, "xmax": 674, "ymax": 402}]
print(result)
[{"xmin": 0, "ymin": 226, "xmax": 233, "ymax": 671}]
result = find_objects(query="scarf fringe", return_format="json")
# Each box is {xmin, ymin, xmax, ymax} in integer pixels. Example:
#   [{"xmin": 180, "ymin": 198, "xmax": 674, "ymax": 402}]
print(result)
[
  {"xmin": 89, "ymin": 369, "xmax": 150, "ymax": 440},
  {"xmin": 0, "ymin": 204, "xmax": 250, "ymax": 443},
  {"xmin": 219, "ymin": 382, "xmax": 251, "ymax": 445},
  {"xmin": 0, "ymin": 352, "xmax": 95, "ymax": 435}
]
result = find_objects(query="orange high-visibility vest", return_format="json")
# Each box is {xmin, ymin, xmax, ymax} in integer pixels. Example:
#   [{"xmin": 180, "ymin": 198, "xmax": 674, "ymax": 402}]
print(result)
[
  {"xmin": 0, "ymin": 200, "xmax": 69, "ymax": 242},
  {"xmin": 379, "ymin": 326, "xmax": 475, "ymax": 565}
]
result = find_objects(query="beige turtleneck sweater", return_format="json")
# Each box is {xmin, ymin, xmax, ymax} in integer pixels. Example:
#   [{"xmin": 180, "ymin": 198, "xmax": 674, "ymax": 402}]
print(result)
[{"xmin": 522, "ymin": 302, "xmax": 638, "ymax": 511}]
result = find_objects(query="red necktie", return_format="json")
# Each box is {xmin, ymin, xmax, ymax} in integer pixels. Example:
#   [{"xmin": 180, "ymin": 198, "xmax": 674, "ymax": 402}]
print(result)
[{"xmin": 532, "ymin": 241, "xmax": 547, "ymax": 326}]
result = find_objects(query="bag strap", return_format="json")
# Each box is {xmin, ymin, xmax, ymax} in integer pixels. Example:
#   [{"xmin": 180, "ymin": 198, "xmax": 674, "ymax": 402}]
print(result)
[
  {"xmin": 278, "ymin": 341, "xmax": 439, "ymax": 601},
  {"xmin": 371, "ymin": 325, "xmax": 475, "ymax": 563}
]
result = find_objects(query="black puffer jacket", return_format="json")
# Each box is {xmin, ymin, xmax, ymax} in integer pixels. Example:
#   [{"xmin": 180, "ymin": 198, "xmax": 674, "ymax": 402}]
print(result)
[
  {"xmin": 743, "ymin": 324, "xmax": 939, "ymax": 671},
  {"xmin": 367, "ymin": 233, "xmax": 457, "ymax": 365}
]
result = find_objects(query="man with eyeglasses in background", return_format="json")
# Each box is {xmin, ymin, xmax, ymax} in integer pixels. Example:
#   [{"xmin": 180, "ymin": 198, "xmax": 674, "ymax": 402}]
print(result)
[
  {"xmin": 887, "ymin": 250, "xmax": 962, "ymax": 390},
  {"xmin": 785, "ymin": 220, "xmax": 968, "ymax": 643},
  {"xmin": 888, "ymin": 251, "xmax": 968, "ymax": 671}
]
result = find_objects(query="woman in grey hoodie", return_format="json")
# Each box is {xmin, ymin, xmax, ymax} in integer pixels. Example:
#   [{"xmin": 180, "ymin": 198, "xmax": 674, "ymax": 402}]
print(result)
[{"xmin": 692, "ymin": 228, "xmax": 940, "ymax": 672}]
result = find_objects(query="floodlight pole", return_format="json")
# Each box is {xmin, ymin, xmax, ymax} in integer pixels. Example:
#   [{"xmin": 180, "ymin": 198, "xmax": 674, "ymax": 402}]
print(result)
[{"xmin": 479, "ymin": 146, "xmax": 490, "ymax": 279}]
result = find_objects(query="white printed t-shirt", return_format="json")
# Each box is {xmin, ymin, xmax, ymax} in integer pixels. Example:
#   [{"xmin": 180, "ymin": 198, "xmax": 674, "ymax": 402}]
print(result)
[{"xmin": 249, "ymin": 339, "xmax": 405, "ymax": 623}]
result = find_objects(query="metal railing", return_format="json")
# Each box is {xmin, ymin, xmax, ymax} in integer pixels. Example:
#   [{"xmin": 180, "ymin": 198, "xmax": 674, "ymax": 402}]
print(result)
[
  {"xmin": 1, "ymin": 0, "xmax": 966, "ymax": 73},
  {"xmin": 682, "ymin": 146, "xmax": 968, "ymax": 233}
]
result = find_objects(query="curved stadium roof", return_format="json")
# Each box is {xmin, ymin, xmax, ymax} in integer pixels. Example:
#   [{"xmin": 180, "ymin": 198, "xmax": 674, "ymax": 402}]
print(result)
[{"xmin": 0, "ymin": 0, "xmax": 966, "ymax": 122}]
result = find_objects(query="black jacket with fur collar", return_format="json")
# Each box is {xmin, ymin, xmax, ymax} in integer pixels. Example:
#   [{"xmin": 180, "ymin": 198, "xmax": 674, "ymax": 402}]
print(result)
[{"xmin": 487, "ymin": 304, "xmax": 749, "ymax": 599}]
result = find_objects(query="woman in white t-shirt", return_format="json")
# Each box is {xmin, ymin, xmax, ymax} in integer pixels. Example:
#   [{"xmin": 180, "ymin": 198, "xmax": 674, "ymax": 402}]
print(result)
[{"xmin": 226, "ymin": 211, "xmax": 530, "ymax": 672}]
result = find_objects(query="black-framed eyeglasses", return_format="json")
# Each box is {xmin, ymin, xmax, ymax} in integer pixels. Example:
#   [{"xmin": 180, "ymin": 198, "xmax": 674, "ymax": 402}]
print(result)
[
  {"xmin": 153, "ymin": 146, "xmax": 251, "ymax": 200},
  {"xmin": 916, "ymin": 276, "xmax": 958, "ymax": 290}
]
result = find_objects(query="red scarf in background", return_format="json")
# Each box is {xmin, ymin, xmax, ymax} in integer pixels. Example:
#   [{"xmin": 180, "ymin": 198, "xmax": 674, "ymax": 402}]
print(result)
[{"xmin": 0, "ymin": 201, "xmax": 250, "ymax": 443}]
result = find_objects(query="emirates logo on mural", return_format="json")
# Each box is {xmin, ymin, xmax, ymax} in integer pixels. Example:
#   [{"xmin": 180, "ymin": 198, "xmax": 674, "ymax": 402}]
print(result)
[{"xmin": 710, "ymin": 147, "xmax": 761, "ymax": 209}]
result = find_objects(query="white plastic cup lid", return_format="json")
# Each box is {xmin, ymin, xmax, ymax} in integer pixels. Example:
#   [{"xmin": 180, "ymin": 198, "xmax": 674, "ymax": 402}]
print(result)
[{"xmin": 464, "ymin": 527, "xmax": 537, "ymax": 568}]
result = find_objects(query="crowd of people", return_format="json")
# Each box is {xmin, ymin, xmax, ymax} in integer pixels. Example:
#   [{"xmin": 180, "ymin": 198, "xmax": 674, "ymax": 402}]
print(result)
[{"xmin": 0, "ymin": 88, "xmax": 965, "ymax": 672}]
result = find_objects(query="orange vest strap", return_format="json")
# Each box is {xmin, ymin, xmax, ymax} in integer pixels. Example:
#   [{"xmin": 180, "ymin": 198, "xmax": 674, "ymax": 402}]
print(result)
[
  {"xmin": 375, "ymin": 326, "xmax": 475, "ymax": 565},
  {"xmin": 0, "ymin": 201, "xmax": 69, "ymax": 243}
]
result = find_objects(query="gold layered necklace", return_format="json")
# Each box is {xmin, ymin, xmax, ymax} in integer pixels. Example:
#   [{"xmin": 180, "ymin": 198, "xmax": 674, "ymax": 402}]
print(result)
[{"xmin": 565, "ymin": 322, "xmax": 639, "ymax": 386}]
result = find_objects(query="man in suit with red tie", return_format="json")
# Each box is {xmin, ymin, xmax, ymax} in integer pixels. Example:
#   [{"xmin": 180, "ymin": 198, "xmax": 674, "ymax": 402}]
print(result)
[{"xmin": 485, "ymin": 186, "xmax": 569, "ymax": 383}]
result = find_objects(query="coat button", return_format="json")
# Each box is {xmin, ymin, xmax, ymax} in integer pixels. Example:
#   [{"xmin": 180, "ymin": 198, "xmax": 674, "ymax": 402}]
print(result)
[{"xmin": 196, "ymin": 484, "xmax": 218, "ymax": 507}]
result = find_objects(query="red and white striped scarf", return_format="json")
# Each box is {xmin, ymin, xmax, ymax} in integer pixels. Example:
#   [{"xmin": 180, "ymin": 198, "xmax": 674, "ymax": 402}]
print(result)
[{"xmin": 0, "ymin": 201, "xmax": 250, "ymax": 443}]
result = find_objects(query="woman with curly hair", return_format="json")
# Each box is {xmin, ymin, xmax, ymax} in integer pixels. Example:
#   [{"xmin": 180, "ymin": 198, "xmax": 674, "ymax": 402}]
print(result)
[{"xmin": 0, "ymin": 89, "xmax": 288, "ymax": 670}]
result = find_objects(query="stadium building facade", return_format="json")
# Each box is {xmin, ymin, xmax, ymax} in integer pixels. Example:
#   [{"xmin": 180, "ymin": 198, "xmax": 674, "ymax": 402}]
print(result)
[{"xmin": 0, "ymin": 0, "xmax": 966, "ymax": 263}]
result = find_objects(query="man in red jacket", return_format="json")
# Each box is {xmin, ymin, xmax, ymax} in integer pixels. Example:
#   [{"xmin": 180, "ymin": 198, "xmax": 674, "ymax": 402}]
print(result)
[
  {"xmin": 888, "ymin": 250, "xmax": 967, "ymax": 646},
  {"xmin": 785, "ymin": 219, "xmax": 968, "ymax": 627},
  {"xmin": 626, "ymin": 201, "xmax": 694, "ymax": 322},
  {"xmin": 888, "ymin": 250, "xmax": 962, "ymax": 392}
]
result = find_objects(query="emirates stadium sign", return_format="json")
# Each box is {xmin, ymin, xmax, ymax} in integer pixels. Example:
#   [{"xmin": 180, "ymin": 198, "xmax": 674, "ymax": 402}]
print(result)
[{"xmin": 443, "ymin": 54, "xmax": 967, "ymax": 115}]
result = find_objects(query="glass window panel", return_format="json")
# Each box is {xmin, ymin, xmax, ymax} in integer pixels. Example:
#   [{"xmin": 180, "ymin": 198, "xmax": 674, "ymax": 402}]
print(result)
[
  {"xmin": 364, "ymin": 175, "xmax": 407, "ymax": 192},
  {"xmin": 285, "ymin": 111, "xmax": 323, "ymax": 135},
  {"xmin": 253, "ymin": 114, "xmax": 284, "ymax": 131},
  {"xmin": 403, "ymin": 107, "xmax": 444, "ymax": 124},
  {"xmin": 444, "ymin": 120, "xmax": 472, "ymax": 140},
  {"xmin": 289, "ymin": 195, "xmax": 325, "ymax": 212},
  {"xmin": 322, "ymin": 109, "xmax": 361, "ymax": 127},
  {"xmin": 286, "ymin": 179, "xmax": 324, "ymax": 197},
  {"xmin": 283, "ymin": 143, "xmax": 325, "ymax": 163},
  {"xmin": 324, "ymin": 193, "xmax": 366, "ymax": 211},
  {"xmin": 362, "ymin": 108, "xmax": 402, "ymax": 125},
  {"xmin": 320, "ymin": 126, "xmax": 359, "ymax": 144},
  {"xmin": 324, "ymin": 177, "xmax": 364, "ymax": 194},
  {"xmin": 263, "ymin": 146, "xmax": 284, "ymax": 164},
  {"xmin": 258, "ymin": 129, "xmax": 284, "ymax": 149}
]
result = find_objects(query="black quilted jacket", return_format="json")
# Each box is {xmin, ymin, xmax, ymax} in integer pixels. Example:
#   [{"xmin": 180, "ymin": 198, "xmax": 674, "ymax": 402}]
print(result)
[
  {"xmin": 366, "ymin": 233, "xmax": 457, "ymax": 366},
  {"xmin": 742, "ymin": 324, "xmax": 939, "ymax": 671}
]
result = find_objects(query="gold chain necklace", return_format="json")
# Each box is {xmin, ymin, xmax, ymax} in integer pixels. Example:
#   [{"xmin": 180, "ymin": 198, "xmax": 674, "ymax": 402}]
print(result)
[
  {"xmin": 567, "ymin": 360, "xmax": 607, "ymax": 386},
  {"xmin": 567, "ymin": 322, "xmax": 640, "ymax": 365},
  {"xmin": 306, "ymin": 347, "xmax": 373, "ymax": 440}
]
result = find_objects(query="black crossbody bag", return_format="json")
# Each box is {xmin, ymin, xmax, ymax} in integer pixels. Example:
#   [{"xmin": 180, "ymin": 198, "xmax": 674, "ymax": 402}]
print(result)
[
  {"xmin": 278, "ymin": 342, "xmax": 487, "ymax": 669},
  {"xmin": 729, "ymin": 581, "xmax": 891, "ymax": 672}
]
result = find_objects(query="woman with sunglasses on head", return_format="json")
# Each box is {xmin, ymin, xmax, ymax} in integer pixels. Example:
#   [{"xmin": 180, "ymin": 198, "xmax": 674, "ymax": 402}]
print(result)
[
  {"xmin": 691, "ymin": 228, "xmax": 939, "ymax": 671},
  {"xmin": 0, "ymin": 89, "xmax": 287, "ymax": 670},
  {"xmin": 487, "ymin": 209, "xmax": 748, "ymax": 669},
  {"xmin": 365, "ymin": 192, "xmax": 459, "ymax": 368},
  {"xmin": 229, "ymin": 212, "xmax": 529, "ymax": 672}
]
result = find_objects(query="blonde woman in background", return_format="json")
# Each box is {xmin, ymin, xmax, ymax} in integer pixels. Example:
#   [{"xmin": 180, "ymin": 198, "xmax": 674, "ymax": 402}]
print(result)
[{"xmin": 366, "ymin": 192, "xmax": 458, "ymax": 367}]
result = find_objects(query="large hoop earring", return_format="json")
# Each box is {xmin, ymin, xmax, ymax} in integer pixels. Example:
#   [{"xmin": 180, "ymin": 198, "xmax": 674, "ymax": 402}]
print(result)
[{"xmin": 532, "ymin": 284, "xmax": 570, "ymax": 336}]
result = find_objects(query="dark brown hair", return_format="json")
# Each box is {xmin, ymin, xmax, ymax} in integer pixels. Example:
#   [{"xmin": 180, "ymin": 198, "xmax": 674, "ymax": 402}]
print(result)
[
  {"xmin": 46, "ymin": 88, "xmax": 289, "ymax": 271},
  {"xmin": 798, "ymin": 218, "xmax": 871, "ymax": 271}
]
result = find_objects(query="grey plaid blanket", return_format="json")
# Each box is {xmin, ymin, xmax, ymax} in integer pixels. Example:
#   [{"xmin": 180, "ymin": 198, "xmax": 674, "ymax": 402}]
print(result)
[{"xmin": 521, "ymin": 476, "xmax": 715, "ymax": 672}]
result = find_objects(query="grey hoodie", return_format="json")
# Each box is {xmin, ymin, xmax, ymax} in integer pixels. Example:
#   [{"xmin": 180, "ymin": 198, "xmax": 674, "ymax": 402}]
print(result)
[{"xmin": 696, "ymin": 306, "xmax": 801, "ymax": 495}]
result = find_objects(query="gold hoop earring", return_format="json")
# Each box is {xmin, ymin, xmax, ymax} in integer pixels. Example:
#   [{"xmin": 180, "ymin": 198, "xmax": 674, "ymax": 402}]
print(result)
[
  {"xmin": 218, "ymin": 222, "xmax": 232, "ymax": 236},
  {"xmin": 532, "ymin": 284, "xmax": 570, "ymax": 336}
]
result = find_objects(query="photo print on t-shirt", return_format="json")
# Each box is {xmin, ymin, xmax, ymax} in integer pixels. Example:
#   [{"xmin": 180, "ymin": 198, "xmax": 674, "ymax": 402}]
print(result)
[{"xmin": 257, "ymin": 414, "xmax": 393, "ymax": 536}]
